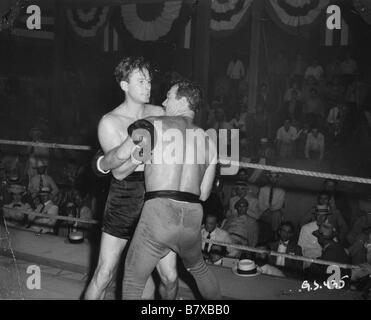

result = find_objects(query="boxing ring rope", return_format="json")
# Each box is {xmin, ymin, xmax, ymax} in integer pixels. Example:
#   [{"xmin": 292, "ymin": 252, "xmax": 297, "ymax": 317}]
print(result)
[
  {"xmin": 1, "ymin": 139, "xmax": 370, "ymax": 273},
  {"xmin": 1, "ymin": 139, "xmax": 371, "ymax": 184},
  {"xmin": 2, "ymin": 208, "xmax": 363, "ymax": 272},
  {"xmin": 0, "ymin": 139, "xmax": 92, "ymax": 151}
]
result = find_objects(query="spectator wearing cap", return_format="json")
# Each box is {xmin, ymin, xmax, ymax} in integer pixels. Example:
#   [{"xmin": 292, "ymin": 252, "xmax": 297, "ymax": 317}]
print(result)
[
  {"xmin": 222, "ymin": 198, "xmax": 259, "ymax": 256},
  {"xmin": 306, "ymin": 221, "xmax": 351, "ymax": 283},
  {"xmin": 201, "ymin": 213, "xmax": 235, "ymax": 264},
  {"xmin": 298, "ymin": 204, "xmax": 330, "ymax": 268},
  {"xmin": 268, "ymin": 221, "xmax": 303, "ymax": 277},
  {"xmin": 28, "ymin": 159, "xmax": 59, "ymax": 199},
  {"xmin": 227, "ymin": 180, "xmax": 259, "ymax": 220},
  {"xmin": 27, "ymin": 186, "xmax": 59, "ymax": 234},
  {"xmin": 258, "ymin": 172, "xmax": 286, "ymax": 238},
  {"xmin": 276, "ymin": 119, "xmax": 301, "ymax": 158},
  {"xmin": 3, "ymin": 178, "xmax": 30, "ymax": 227}
]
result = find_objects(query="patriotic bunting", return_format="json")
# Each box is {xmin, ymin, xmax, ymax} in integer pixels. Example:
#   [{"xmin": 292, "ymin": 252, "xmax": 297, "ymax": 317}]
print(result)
[
  {"xmin": 265, "ymin": 0, "xmax": 330, "ymax": 35},
  {"xmin": 210, "ymin": 0, "xmax": 253, "ymax": 36},
  {"xmin": 120, "ymin": 1, "xmax": 182, "ymax": 42},
  {"xmin": 353, "ymin": 0, "xmax": 371, "ymax": 25},
  {"xmin": 66, "ymin": 6, "xmax": 110, "ymax": 38}
]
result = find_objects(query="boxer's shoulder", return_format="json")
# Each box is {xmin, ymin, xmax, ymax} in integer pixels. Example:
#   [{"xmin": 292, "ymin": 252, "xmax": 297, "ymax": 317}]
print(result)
[{"xmin": 143, "ymin": 104, "xmax": 165, "ymax": 117}]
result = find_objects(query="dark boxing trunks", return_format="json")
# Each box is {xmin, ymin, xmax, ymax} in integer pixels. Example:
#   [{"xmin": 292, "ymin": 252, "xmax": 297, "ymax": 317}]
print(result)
[
  {"xmin": 102, "ymin": 172, "xmax": 144, "ymax": 240},
  {"xmin": 144, "ymin": 190, "xmax": 200, "ymax": 203}
]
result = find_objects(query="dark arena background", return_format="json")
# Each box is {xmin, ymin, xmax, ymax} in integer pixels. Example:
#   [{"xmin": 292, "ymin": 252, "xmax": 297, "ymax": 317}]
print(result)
[{"xmin": 1, "ymin": 0, "xmax": 371, "ymax": 305}]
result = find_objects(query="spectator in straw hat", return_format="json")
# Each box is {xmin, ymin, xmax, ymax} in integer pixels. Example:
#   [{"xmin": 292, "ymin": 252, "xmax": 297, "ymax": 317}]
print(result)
[
  {"xmin": 3, "ymin": 175, "xmax": 30, "ymax": 227},
  {"xmin": 298, "ymin": 204, "xmax": 331, "ymax": 268},
  {"xmin": 300, "ymin": 191, "xmax": 348, "ymax": 244},
  {"xmin": 27, "ymin": 186, "xmax": 58, "ymax": 234},
  {"xmin": 28, "ymin": 158, "xmax": 59, "ymax": 199}
]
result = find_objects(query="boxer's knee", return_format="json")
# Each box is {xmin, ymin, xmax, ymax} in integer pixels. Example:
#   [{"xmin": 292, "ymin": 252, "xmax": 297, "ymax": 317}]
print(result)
[{"xmin": 159, "ymin": 268, "xmax": 178, "ymax": 287}]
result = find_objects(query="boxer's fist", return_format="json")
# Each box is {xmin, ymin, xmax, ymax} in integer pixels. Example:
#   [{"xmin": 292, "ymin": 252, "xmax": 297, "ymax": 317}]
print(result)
[
  {"xmin": 91, "ymin": 149, "xmax": 108, "ymax": 177},
  {"xmin": 127, "ymin": 119, "xmax": 155, "ymax": 148},
  {"xmin": 127, "ymin": 119, "xmax": 155, "ymax": 163}
]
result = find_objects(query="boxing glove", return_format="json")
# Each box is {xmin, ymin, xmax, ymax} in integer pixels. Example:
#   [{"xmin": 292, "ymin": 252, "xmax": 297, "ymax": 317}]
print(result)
[{"xmin": 127, "ymin": 119, "xmax": 155, "ymax": 163}]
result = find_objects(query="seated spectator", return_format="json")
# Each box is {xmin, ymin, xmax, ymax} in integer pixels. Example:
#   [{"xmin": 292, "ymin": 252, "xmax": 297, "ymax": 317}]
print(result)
[
  {"xmin": 26, "ymin": 126, "xmax": 50, "ymax": 180},
  {"xmin": 340, "ymin": 52, "xmax": 358, "ymax": 88},
  {"xmin": 302, "ymin": 87, "xmax": 325, "ymax": 127},
  {"xmin": 300, "ymin": 192, "xmax": 349, "ymax": 245},
  {"xmin": 201, "ymin": 213, "xmax": 235, "ymax": 264},
  {"xmin": 325, "ymin": 76, "xmax": 345, "ymax": 105},
  {"xmin": 227, "ymin": 180, "xmax": 259, "ymax": 220},
  {"xmin": 252, "ymin": 104, "xmax": 269, "ymax": 143},
  {"xmin": 222, "ymin": 198, "xmax": 259, "ymax": 254},
  {"xmin": 276, "ymin": 119, "xmax": 300, "ymax": 158},
  {"xmin": 304, "ymin": 58, "xmax": 324, "ymax": 81},
  {"xmin": 348, "ymin": 224, "xmax": 371, "ymax": 266},
  {"xmin": 284, "ymin": 81, "xmax": 302, "ymax": 103},
  {"xmin": 27, "ymin": 187, "xmax": 58, "ymax": 234},
  {"xmin": 28, "ymin": 159, "xmax": 59, "ymax": 199},
  {"xmin": 268, "ymin": 221, "xmax": 303, "ymax": 277},
  {"xmin": 258, "ymin": 172, "xmax": 285, "ymax": 237},
  {"xmin": 298, "ymin": 205, "xmax": 330, "ymax": 268},
  {"xmin": 295, "ymin": 122, "xmax": 310, "ymax": 158},
  {"xmin": 326, "ymin": 56, "xmax": 342, "ymax": 80},
  {"xmin": 304, "ymin": 126, "xmax": 325, "ymax": 161},
  {"xmin": 212, "ymin": 107, "xmax": 233, "ymax": 130},
  {"xmin": 72, "ymin": 190, "xmax": 94, "ymax": 236},
  {"xmin": 282, "ymin": 89, "xmax": 302, "ymax": 122},
  {"xmin": 254, "ymin": 245, "xmax": 286, "ymax": 277},
  {"xmin": 3, "ymin": 182, "xmax": 30, "ymax": 227},
  {"xmin": 306, "ymin": 220, "xmax": 351, "ymax": 284},
  {"xmin": 256, "ymin": 83, "xmax": 274, "ymax": 114},
  {"xmin": 323, "ymin": 179, "xmax": 352, "ymax": 227},
  {"xmin": 326, "ymin": 104, "xmax": 342, "ymax": 127}
]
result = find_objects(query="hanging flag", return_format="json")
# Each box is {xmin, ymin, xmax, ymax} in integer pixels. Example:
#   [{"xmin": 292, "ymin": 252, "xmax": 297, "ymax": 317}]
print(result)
[
  {"xmin": 323, "ymin": 18, "xmax": 350, "ymax": 46},
  {"xmin": 103, "ymin": 21, "xmax": 119, "ymax": 52}
]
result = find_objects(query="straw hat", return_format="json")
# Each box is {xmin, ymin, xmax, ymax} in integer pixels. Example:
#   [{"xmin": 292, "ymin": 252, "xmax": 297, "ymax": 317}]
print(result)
[{"xmin": 232, "ymin": 259, "xmax": 261, "ymax": 277}]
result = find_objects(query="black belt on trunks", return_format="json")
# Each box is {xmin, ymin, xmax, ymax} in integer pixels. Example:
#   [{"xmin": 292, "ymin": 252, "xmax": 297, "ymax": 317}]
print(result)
[
  {"xmin": 144, "ymin": 190, "xmax": 200, "ymax": 203},
  {"xmin": 124, "ymin": 171, "xmax": 144, "ymax": 181}
]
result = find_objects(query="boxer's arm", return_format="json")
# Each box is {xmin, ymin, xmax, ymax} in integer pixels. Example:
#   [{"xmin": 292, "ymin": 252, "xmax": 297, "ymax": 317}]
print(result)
[
  {"xmin": 200, "ymin": 135, "xmax": 218, "ymax": 201},
  {"xmin": 97, "ymin": 116, "xmax": 139, "ymax": 180}
]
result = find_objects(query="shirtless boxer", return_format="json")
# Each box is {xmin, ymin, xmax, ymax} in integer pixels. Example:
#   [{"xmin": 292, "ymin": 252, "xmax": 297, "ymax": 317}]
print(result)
[
  {"xmin": 120, "ymin": 80, "xmax": 221, "ymax": 299},
  {"xmin": 84, "ymin": 56, "xmax": 177, "ymax": 300}
]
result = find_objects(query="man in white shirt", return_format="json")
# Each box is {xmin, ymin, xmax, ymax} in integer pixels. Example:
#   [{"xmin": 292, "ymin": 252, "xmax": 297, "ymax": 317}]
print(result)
[
  {"xmin": 27, "ymin": 186, "xmax": 58, "ymax": 234},
  {"xmin": 305, "ymin": 127, "xmax": 325, "ymax": 160},
  {"xmin": 298, "ymin": 204, "xmax": 330, "ymax": 268},
  {"xmin": 227, "ymin": 55, "xmax": 245, "ymax": 80},
  {"xmin": 276, "ymin": 119, "xmax": 300, "ymax": 158},
  {"xmin": 201, "ymin": 213, "xmax": 234, "ymax": 263},
  {"xmin": 28, "ymin": 160, "xmax": 59, "ymax": 199},
  {"xmin": 258, "ymin": 172, "xmax": 285, "ymax": 238}
]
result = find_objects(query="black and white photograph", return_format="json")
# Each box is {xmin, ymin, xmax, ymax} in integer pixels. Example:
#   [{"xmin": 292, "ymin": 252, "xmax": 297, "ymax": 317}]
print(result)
[{"xmin": 1, "ymin": 0, "xmax": 371, "ymax": 306}]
